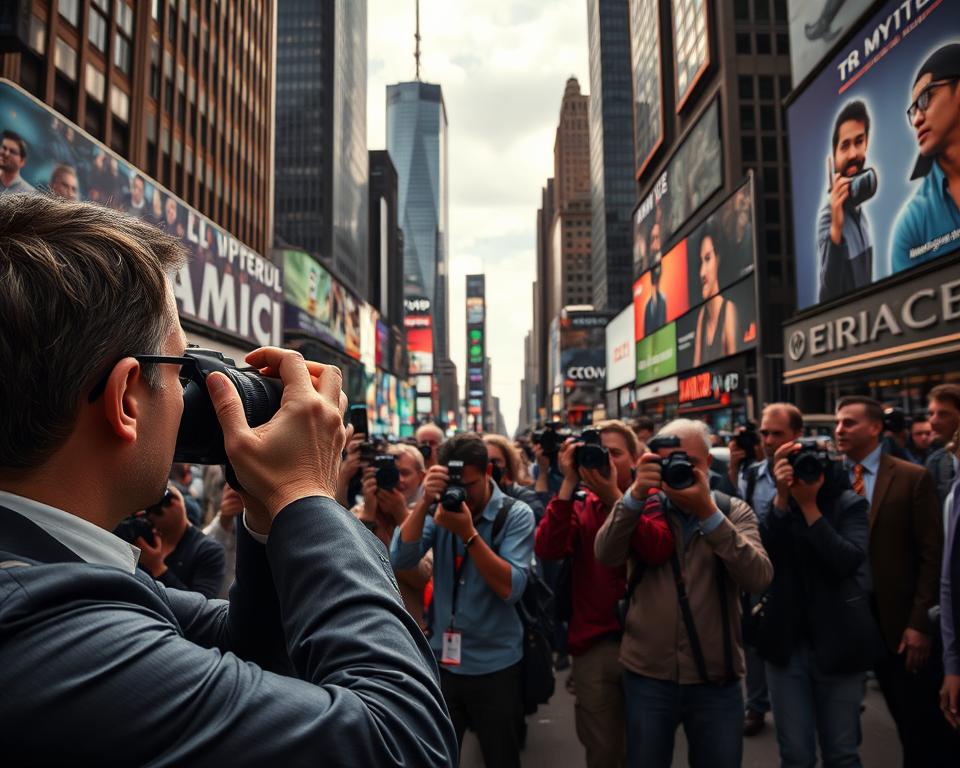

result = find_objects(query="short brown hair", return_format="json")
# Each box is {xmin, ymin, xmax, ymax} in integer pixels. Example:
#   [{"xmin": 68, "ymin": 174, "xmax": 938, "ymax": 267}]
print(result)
[
  {"xmin": 762, "ymin": 402, "xmax": 804, "ymax": 433},
  {"xmin": 594, "ymin": 419, "xmax": 640, "ymax": 458},
  {"xmin": 437, "ymin": 432, "xmax": 489, "ymax": 473},
  {"xmin": 483, "ymin": 434, "xmax": 522, "ymax": 483},
  {"xmin": 0, "ymin": 194, "xmax": 185, "ymax": 472},
  {"xmin": 836, "ymin": 395, "xmax": 884, "ymax": 424},
  {"xmin": 929, "ymin": 384, "xmax": 960, "ymax": 412}
]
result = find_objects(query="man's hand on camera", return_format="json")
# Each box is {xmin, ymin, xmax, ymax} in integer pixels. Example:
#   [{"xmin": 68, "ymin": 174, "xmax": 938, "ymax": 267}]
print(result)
[
  {"xmin": 661, "ymin": 467, "xmax": 715, "ymax": 521},
  {"xmin": 580, "ymin": 453, "xmax": 621, "ymax": 510},
  {"xmin": 207, "ymin": 347, "xmax": 347, "ymax": 520},
  {"xmin": 434, "ymin": 502, "xmax": 476, "ymax": 543},
  {"xmin": 533, "ymin": 443, "xmax": 550, "ymax": 470},
  {"xmin": 136, "ymin": 534, "xmax": 167, "ymax": 578},
  {"xmin": 773, "ymin": 442, "xmax": 799, "ymax": 510},
  {"xmin": 630, "ymin": 454, "xmax": 663, "ymax": 501},
  {"xmin": 728, "ymin": 443, "xmax": 746, "ymax": 485},
  {"xmin": 361, "ymin": 466, "xmax": 379, "ymax": 518},
  {"xmin": 556, "ymin": 439, "xmax": 579, "ymax": 500},
  {"xmin": 421, "ymin": 465, "xmax": 449, "ymax": 505}
]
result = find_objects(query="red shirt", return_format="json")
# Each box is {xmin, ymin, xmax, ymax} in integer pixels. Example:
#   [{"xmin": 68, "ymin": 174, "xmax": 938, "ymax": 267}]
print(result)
[{"xmin": 535, "ymin": 491, "xmax": 674, "ymax": 656}]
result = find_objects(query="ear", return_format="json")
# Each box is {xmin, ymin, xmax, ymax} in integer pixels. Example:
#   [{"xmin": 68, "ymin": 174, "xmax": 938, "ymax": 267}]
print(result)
[{"xmin": 99, "ymin": 358, "xmax": 144, "ymax": 444}]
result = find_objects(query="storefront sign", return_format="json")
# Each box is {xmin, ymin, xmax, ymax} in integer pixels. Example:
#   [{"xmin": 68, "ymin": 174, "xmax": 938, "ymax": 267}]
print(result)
[
  {"xmin": 636, "ymin": 375, "xmax": 679, "ymax": 403},
  {"xmin": 678, "ymin": 356, "xmax": 746, "ymax": 406},
  {"xmin": 784, "ymin": 258, "xmax": 960, "ymax": 383}
]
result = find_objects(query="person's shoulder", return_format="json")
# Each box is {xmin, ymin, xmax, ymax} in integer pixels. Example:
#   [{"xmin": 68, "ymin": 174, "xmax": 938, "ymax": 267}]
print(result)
[
  {"xmin": 883, "ymin": 453, "xmax": 927, "ymax": 479},
  {"xmin": 726, "ymin": 495, "xmax": 757, "ymax": 525},
  {"xmin": 503, "ymin": 495, "xmax": 535, "ymax": 526}
]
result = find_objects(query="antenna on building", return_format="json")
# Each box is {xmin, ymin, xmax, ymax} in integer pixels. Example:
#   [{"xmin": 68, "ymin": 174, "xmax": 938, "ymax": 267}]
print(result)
[{"xmin": 414, "ymin": 0, "xmax": 422, "ymax": 81}]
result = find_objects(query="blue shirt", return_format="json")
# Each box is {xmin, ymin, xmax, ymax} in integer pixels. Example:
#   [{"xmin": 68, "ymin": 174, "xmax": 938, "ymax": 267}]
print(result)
[
  {"xmin": 738, "ymin": 460, "xmax": 776, "ymax": 523},
  {"xmin": 845, "ymin": 444, "xmax": 883, "ymax": 506},
  {"xmin": 892, "ymin": 159, "xmax": 960, "ymax": 273},
  {"xmin": 390, "ymin": 481, "xmax": 535, "ymax": 675}
]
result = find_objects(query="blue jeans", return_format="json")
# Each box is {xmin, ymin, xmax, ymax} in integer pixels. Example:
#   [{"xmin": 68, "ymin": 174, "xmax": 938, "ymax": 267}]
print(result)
[
  {"xmin": 745, "ymin": 642, "xmax": 770, "ymax": 714},
  {"xmin": 622, "ymin": 670, "xmax": 744, "ymax": 768},
  {"xmin": 765, "ymin": 644, "xmax": 865, "ymax": 768}
]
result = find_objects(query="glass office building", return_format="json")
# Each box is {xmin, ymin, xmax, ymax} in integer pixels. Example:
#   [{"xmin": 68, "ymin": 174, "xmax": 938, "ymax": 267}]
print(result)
[
  {"xmin": 275, "ymin": 0, "xmax": 368, "ymax": 298},
  {"xmin": 386, "ymin": 80, "xmax": 450, "ymax": 364}
]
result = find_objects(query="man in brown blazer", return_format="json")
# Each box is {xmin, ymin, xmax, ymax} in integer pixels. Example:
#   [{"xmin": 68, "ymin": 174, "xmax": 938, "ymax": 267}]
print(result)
[{"xmin": 835, "ymin": 396, "xmax": 957, "ymax": 765}]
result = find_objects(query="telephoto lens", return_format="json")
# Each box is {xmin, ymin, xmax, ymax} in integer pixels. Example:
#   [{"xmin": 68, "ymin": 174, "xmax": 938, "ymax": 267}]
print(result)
[
  {"xmin": 441, "ymin": 460, "xmax": 468, "ymax": 511},
  {"xmin": 374, "ymin": 455, "xmax": 400, "ymax": 491}
]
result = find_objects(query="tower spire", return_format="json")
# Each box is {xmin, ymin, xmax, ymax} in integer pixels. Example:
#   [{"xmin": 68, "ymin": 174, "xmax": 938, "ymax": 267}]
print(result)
[{"xmin": 414, "ymin": 0, "xmax": 422, "ymax": 81}]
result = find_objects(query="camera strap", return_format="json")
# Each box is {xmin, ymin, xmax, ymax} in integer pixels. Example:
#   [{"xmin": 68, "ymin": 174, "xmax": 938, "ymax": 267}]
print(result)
[{"xmin": 448, "ymin": 535, "xmax": 468, "ymax": 630}]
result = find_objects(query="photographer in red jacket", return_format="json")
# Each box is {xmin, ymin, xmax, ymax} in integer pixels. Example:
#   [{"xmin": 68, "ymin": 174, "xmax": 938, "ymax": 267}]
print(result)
[{"xmin": 535, "ymin": 420, "xmax": 673, "ymax": 768}]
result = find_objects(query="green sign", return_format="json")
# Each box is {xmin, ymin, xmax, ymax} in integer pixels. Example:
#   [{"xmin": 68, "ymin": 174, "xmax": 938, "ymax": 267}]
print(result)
[{"xmin": 636, "ymin": 322, "xmax": 677, "ymax": 386}]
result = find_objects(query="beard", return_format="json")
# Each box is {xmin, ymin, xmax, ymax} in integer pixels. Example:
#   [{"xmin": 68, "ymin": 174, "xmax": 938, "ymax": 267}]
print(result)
[{"xmin": 843, "ymin": 158, "xmax": 865, "ymax": 176}]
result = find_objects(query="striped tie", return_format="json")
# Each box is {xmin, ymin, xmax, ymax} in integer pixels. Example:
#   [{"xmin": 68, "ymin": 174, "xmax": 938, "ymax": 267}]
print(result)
[{"xmin": 852, "ymin": 463, "xmax": 865, "ymax": 497}]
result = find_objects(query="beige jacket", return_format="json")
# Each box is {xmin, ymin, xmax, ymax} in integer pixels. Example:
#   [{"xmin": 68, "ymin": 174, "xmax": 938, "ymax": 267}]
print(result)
[{"xmin": 595, "ymin": 493, "xmax": 772, "ymax": 684}]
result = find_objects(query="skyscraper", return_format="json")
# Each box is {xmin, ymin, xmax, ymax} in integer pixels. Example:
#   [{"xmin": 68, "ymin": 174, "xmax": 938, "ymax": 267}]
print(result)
[
  {"xmin": 274, "ymin": 0, "xmax": 368, "ymax": 298},
  {"xmin": 587, "ymin": 0, "xmax": 636, "ymax": 311}
]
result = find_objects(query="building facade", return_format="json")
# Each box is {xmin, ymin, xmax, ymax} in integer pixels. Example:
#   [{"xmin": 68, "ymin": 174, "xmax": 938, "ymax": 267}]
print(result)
[
  {"xmin": 587, "ymin": 0, "xmax": 636, "ymax": 312},
  {"xmin": 368, "ymin": 149, "xmax": 403, "ymax": 329},
  {"xmin": 1, "ymin": 0, "xmax": 276, "ymax": 255},
  {"xmin": 274, "ymin": 0, "xmax": 367, "ymax": 297}
]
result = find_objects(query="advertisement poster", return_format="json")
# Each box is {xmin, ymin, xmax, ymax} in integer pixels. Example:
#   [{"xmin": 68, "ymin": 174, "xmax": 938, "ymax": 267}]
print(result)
[
  {"xmin": 633, "ymin": 240, "xmax": 690, "ymax": 340},
  {"xmin": 788, "ymin": 0, "xmax": 960, "ymax": 311},
  {"xmin": 636, "ymin": 322, "xmax": 677, "ymax": 386},
  {"xmin": 344, "ymin": 292, "xmax": 360, "ymax": 360},
  {"xmin": 671, "ymin": 0, "xmax": 709, "ymax": 109},
  {"xmin": 282, "ymin": 249, "xmax": 348, "ymax": 351},
  {"xmin": 0, "ymin": 79, "xmax": 282, "ymax": 347},
  {"xmin": 633, "ymin": 98, "xmax": 722, "ymax": 276},
  {"xmin": 631, "ymin": 0, "xmax": 663, "ymax": 175},
  {"xmin": 560, "ymin": 312, "xmax": 607, "ymax": 412},
  {"xmin": 606, "ymin": 304, "xmax": 637, "ymax": 390},
  {"xmin": 788, "ymin": 0, "xmax": 875, "ymax": 87},
  {"xmin": 677, "ymin": 277, "xmax": 757, "ymax": 370},
  {"xmin": 406, "ymin": 315, "xmax": 434, "ymax": 375}
]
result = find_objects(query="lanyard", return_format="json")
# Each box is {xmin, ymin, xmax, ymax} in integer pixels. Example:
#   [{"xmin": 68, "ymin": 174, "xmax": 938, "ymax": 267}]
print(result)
[{"xmin": 448, "ymin": 533, "xmax": 469, "ymax": 629}]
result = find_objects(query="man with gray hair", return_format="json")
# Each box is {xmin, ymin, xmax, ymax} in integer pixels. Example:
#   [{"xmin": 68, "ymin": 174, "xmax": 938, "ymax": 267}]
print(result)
[{"xmin": 595, "ymin": 418, "xmax": 772, "ymax": 768}]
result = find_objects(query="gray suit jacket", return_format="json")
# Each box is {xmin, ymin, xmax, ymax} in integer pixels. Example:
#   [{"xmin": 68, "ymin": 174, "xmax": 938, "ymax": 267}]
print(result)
[{"xmin": 0, "ymin": 498, "xmax": 457, "ymax": 766}]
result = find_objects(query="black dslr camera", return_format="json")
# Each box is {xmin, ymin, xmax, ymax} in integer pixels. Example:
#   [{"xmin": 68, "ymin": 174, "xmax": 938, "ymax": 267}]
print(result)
[
  {"xmin": 532, "ymin": 421, "xmax": 566, "ymax": 456},
  {"xmin": 441, "ymin": 460, "xmax": 468, "ymax": 511},
  {"xmin": 574, "ymin": 428, "xmax": 609, "ymax": 472},
  {"xmin": 648, "ymin": 435, "xmax": 695, "ymax": 490},
  {"xmin": 374, "ymin": 454, "xmax": 400, "ymax": 491},
  {"xmin": 731, "ymin": 425, "xmax": 760, "ymax": 459},
  {"xmin": 114, "ymin": 510, "xmax": 156, "ymax": 547},
  {"xmin": 173, "ymin": 347, "xmax": 283, "ymax": 489},
  {"xmin": 882, "ymin": 407, "xmax": 907, "ymax": 434},
  {"xmin": 788, "ymin": 438, "xmax": 831, "ymax": 483}
]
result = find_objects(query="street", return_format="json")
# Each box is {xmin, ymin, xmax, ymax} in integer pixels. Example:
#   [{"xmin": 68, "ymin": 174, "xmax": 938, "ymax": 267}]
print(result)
[{"xmin": 462, "ymin": 674, "xmax": 902, "ymax": 767}]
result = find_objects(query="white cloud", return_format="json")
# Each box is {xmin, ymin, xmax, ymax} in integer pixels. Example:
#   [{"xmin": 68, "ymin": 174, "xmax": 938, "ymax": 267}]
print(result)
[{"xmin": 368, "ymin": 0, "xmax": 590, "ymax": 434}]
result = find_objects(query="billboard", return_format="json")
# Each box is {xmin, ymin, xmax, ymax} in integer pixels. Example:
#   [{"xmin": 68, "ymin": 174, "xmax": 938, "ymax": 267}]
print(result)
[
  {"xmin": 606, "ymin": 304, "xmax": 637, "ymax": 390},
  {"xmin": 466, "ymin": 275, "xmax": 486, "ymax": 416},
  {"xmin": 560, "ymin": 311, "xmax": 607, "ymax": 412},
  {"xmin": 634, "ymin": 178, "xmax": 756, "ymax": 342},
  {"xmin": 788, "ymin": 0, "xmax": 960, "ymax": 311},
  {"xmin": 633, "ymin": 98, "xmax": 722, "ymax": 276},
  {"xmin": 636, "ymin": 322, "xmax": 677, "ymax": 386},
  {"xmin": 788, "ymin": 0, "xmax": 874, "ymax": 88},
  {"xmin": 631, "ymin": 0, "xmax": 663, "ymax": 176},
  {"xmin": 0, "ymin": 79, "xmax": 282, "ymax": 347},
  {"xmin": 676, "ymin": 277, "xmax": 757, "ymax": 370},
  {"xmin": 671, "ymin": 0, "xmax": 710, "ymax": 110},
  {"xmin": 283, "ymin": 248, "xmax": 357, "ymax": 355}
]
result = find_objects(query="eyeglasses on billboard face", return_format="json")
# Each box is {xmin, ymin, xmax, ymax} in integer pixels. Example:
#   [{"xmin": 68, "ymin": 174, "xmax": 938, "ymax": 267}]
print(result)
[{"xmin": 907, "ymin": 78, "xmax": 958, "ymax": 122}]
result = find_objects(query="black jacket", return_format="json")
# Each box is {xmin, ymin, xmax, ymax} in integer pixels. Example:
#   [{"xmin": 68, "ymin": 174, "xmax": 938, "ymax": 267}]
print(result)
[
  {"xmin": 0, "ymin": 499, "xmax": 458, "ymax": 766},
  {"xmin": 157, "ymin": 524, "xmax": 225, "ymax": 598},
  {"xmin": 926, "ymin": 447, "xmax": 956, "ymax": 508},
  {"xmin": 757, "ymin": 472, "xmax": 876, "ymax": 673}
]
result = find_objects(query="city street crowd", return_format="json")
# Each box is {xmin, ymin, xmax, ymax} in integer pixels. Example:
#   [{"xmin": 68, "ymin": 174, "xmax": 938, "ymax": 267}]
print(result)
[{"xmin": 2, "ymin": 194, "xmax": 960, "ymax": 768}]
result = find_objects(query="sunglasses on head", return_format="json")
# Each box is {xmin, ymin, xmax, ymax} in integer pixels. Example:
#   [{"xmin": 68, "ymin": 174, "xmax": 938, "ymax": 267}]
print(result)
[{"xmin": 146, "ymin": 489, "xmax": 175, "ymax": 515}]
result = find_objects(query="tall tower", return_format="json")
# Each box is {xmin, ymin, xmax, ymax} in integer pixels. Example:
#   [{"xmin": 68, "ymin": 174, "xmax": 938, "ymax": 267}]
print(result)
[
  {"xmin": 587, "ymin": 0, "xmax": 636, "ymax": 311},
  {"xmin": 274, "ymin": 0, "xmax": 369, "ymax": 298}
]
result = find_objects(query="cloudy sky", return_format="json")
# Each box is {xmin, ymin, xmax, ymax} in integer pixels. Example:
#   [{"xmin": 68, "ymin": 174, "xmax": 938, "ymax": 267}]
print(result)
[{"xmin": 367, "ymin": 0, "xmax": 590, "ymax": 435}]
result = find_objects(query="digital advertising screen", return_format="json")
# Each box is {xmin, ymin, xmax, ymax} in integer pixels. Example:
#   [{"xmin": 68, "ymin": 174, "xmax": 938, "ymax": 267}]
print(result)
[
  {"xmin": 631, "ymin": 0, "xmax": 663, "ymax": 176},
  {"xmin": 676, "ymin": 276, "xmax": 757, "ymax": 370},
  {"xmin": 636, "ymin": 322, "xmax": 678, "ymax": 386},
  {"xmin": 788, "ymin": 0, "xmax": 960, "ymax": 311},
  {"xmin": 632, "ymin": 239, "xmax": 690, "ymax": 341},
  {"xmin": 405, "ymin": 315, "xmax": 434, "ymax": 375}
]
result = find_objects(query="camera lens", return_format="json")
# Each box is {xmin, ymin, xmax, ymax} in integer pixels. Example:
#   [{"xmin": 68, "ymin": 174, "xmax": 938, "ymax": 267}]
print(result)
[
  {"xmin": 441, "ymin": 485, "xmax": 467, "ymax": 512},
  {"xmin": 661, "ymin": 453, "xmax": 695, "ymax": 490}
]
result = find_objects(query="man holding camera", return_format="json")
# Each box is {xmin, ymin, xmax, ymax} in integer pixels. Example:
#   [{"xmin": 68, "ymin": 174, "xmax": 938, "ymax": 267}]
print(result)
[
  {"xmin": 0, "ymin": 195, "xmax": 456, "ymax": 765},
  {"xmin": 535, "ymin": 421, "xmax": 674, "ymax": 768},
  {"xmin": 834, "ymin": 396, "xmax": 954, "ymax": 764},
  {"xmin": 817, "ymin": 100, "xmax": 874, "ymax": 304},
  {"xmin": 759, "ymin": 435, "xmax": 874, "ymax": 767},
  {"xmin": 594, "ymin": 419, "xmax": 772, "ymax": 768},
  {"xmin": 392, "ymin": 433, "xmax": 535, "ymax": 768}
]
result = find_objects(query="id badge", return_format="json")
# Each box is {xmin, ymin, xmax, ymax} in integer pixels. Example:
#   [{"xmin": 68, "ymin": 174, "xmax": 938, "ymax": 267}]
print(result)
[{"xmin": 441, "ymin": 630, "xmax": 462, "ymax": 666}]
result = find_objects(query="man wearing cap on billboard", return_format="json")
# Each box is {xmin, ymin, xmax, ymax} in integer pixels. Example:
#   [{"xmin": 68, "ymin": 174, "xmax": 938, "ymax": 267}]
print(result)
[
  {"xmin": 893, "ymin": 43, "xmax": 960, "ymax": 274},
  {"xmin": 817, "ymin": 101, "xmax": 875, "ymax": 303}
]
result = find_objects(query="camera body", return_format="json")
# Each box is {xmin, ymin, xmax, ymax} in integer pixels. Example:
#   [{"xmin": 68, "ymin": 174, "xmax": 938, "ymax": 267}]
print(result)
[
  {"xmin": 731, "ymin": 426, "xmax": 760, "ymax": 460},
  {"xmin": 531, "ymin": 421, "xmax": 568, "ymax": 456},
  {"xmin": 374, "ymin": 454, "xmax": 400, "ymax": 491},
  {"xmin": 173, "ymin": 348, "xmax": 283, "ymax": 489},
  {"xmin": 648, "ymin": 434, "xmax": 695, "ymax": 490},
  {"xmin": 441, "ymin": 460, "xmax": 468, "ymax": 511},
  {"xmin": 788, "ymin": 438, "xmax": 831, "ymax": 483},
  {"xmin": 882, "ymin": 406, "xmax": 907, "ymax": 434},
  {"xmin": 847, "ymin": 167, "xmax": 877, "ymax": 207},
  {"xmin": 574, "ymin": 428, "xmax": 609, "ymax": 471},
  {"xmin": 114, "ymin": 512, "xmax": 156, "ymax": 547}
]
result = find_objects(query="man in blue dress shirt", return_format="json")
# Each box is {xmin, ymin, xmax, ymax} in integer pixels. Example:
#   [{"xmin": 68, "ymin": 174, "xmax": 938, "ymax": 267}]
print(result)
[
  {"xmin": 392, "ymin": 432, "xmax": 535, "ymax": 768},
  {"xmin": 893, "ymin": 44, "xmax": 960, "ymax": 273}
]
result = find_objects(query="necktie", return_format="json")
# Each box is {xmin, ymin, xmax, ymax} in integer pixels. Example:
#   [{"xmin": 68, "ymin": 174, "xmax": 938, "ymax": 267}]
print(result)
[{"xmin": 852, "ymin": 463, "xmax": 865, "ymax": 496}]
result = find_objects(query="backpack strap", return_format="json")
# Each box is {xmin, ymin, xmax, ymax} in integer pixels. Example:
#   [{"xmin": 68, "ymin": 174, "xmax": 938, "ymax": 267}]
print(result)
[
  {"xmin": 744, "ymin": 463, "xmax": 760, "ymax": 509},
  {"xmin": 491, "ymin": 497, "xmax": 517, "ymax": 552}
]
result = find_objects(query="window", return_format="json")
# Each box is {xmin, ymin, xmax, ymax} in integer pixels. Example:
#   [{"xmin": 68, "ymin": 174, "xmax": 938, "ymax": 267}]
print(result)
[
  {"xmin": 149, "ymin": 39, "xmax": 161, "ymax": 99},
  {"xmin": 738, "ymin": 76, "xmax": 753, "ymax": 100},
  {"xmin": 152, "ymin": 0, "xmax": 161, "ymax": 21},
  {"xmin": 116, "ymin": 1, "xmax": 134, "ymax": 36},
  {"xmin": 755, "ymin": 0, "xmax": 770, "ymax": 22},
  {"xmin": 54, "ymin": 38, "xmax": 78, "ymax": 81},
  {"xmin": 756, "ymin": 34, "xmax": 772, "ymax": 55},
  {"xmin": 111, "ymin": 86, "xmax": 130, "ymax": 123},
  {"xmin": 115, "ymin": 34, "xmax": 133, "ymax": 74},
  {"xmin": 28, "ymin": 15, "xmax": 46, "ymax": 55},
  {"xmin": 58, "ymin": 0, "xmax": 80, "ymax": 27},
  {"xmin": 85, "ymin": 64, "xmax": 106, "ymax": 102},
  {"xmin": 734, "ymin": 0, "xmax": 749, "ymax": 21},
  {"xmin": 736, "ymin": 33, "xmax": 752, "ymax": 55},
  {"xmin": 88, "ymin": 6, "xmax": 109, "ymax": 52},
  {"xmin": 759, "ymin": 76, "xmax": 775, "ymax": 100},
  {"xmin": 85, "ymin": 100, "xmax": 105, "ymax": 140}
]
